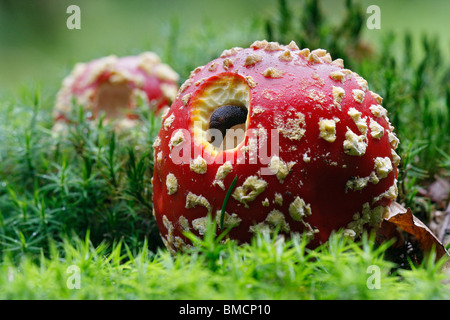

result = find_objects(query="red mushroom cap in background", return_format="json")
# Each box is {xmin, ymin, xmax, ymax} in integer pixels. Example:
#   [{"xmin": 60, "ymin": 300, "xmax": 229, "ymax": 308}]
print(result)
[
  {"xmin": 53, "ymin": 52, "xmax": 179, "ymax": 130},
  {"xmin": 152, "ymin": 40, "xmax": 400, "ymax": 252}
]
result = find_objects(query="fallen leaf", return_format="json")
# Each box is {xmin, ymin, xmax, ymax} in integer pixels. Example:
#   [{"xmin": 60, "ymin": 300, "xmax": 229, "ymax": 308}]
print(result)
[{"xmin": 378, "ymin": 201, "xmax": 449, "ymax": 261}]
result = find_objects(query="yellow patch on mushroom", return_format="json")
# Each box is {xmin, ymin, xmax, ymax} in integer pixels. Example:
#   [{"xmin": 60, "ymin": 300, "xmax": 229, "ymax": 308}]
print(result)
[
  {"xmin": 343, "ymin": 127, "xmax": 368, "ymax": 156},
  {"xmin": 303, "ymin": 150, "xmax": 311, "ymax": 163},
  {"xmin": 223, "ymin": 58, "xmax": 233, "ymax": 70},
  {"xmin": 266, "ymin": 210, "xmax": 290, "ymax": 233},
  {"xmin": 346, "ymin": 203, "xmax": 387, "ymax": 238},
  {"xmin": 155, "ymin": 63, "xmax": 180, "ymax": 83},
  {"xmin": 307, "ymin": 52, "xmax": 322, "ymax": 64},
  {"xmin": 82, "ymin": 55, "xmax": 117, "ymax": 86},
  {"xmin": 162, "ymin": 215, "xmax": 173, "ymax": 233},
  {"xmin": 162, "ymin": 215, "xmax": 174, "ymax": 244},
  {"xmin": 250, "ymin": 40, "xmax": 269, "ymax": 50},
  {"xmin": 346, "ymin": 176, "xmax": 370, "ymax": 192},
  {"xmin": 178, "ymin": 216, "xmax": 190, "ymax": 231},
  {"xmin": 279, "ymin": 50, "xmax": 293, "ymax": 62},
  {"xmin": 287, "ymin": 41, "xmax": 299, "ymax": 51},
  {"xmin": 322, "ymin": 53, "xmax": 332, "ymax": 63},
  {"xmin": 368, "ymin": 171, "xmax": 379, "ymax": 184},
  {"xmin": 232, "ymin": 176, "xmax": 267, "ymax": 208},
  {"xmin": 345, "ymin": 157, "xmax": 394, "ymax": 193},
  {"xmin": 391, "ymin": 149, "xmax": 401, "ymax": 166},
  {"xmin": 348, "ymin": 107, "xmax": 368, "ymax": 135},
  {"xmin": 244, "ymin": 54, "xmax": 263, "ymax": 66},
  {"xmin": 163, "ymin": 114, "xmax": 175, "ymax": 131},
  {"xmin": 194, "ymin": 78, "xmax": 206, "ymax": 86},
  {"xmin": 212, "ymin": 161, "xmax": 233, "ymax": 190},
  {"xmin": 250, "ymin": 209, "xmax": 290, "ymax": 234},
  {"xmin": 215, "ymin": 210, "xmax": 242, "ymax": 229},
  {"xmin": 307, "ymin": 89, "xmax": 326, "ymax": 107},
  {"xmin": 189, "ymin": 66, "xmax": 203, "ymax": 78},
  {"xmin": 181, "ymin": 93, "xmax": 192, "ymax": 106},
  {"xmin": 274, "ymin": 193, "xmax": 283, "ymax": 206},
  {"xmin": 192, "ymin": 217, "xmax": 208, "ymax": 235},
  {"xmin": 166, "ymin": 173, "xmax": 178, "ymax": 195},
  {"xmin": 264, "ymin": 42, "xmax": 283, "ymax": 51},
  {"xmin": 161, "ymin": 83, "xmax": 178, "ymax": 102},
  {"xmin": 152, "ymin": 136, "xmax": 161, "ymax": 150},
  {"xmin": 352, "ymin": 89, "xmax": 365, "ymax": 104},
  {"xmin": 190, "ymin": 155, "xmax": 208, "ymax": 174},
  {"xmin": 331, "ymin": 58, "xmax": 344, "ymax": 68},
  {"xmin": 262, "ymin": 67, "xmax": 284, "ymax": 78},
  {"xmin": 330, "ymin": 69, "xmax": 352, "ymax": 83},
  {"xmin": 156, "ymin": 151, "xmax": 163, "ymax": 163},
  {"xmin": 373, "ymin": 180, "xmax": 398, "ymax": 203},
  {"xmin": 332, "ymin": 86, "xmax": 345, "ymax": 108},
  {"xmin": 185, "ymin": 192, "xmax": 212, "ymax": 214},
  {"xmin": 370, "ymin": 91, "xmax": 383, "ymax": 104},
  {"xmin": 220, "ymin": 47, "xmax": 242, "ymax": 58},
  {"xmin": 369, "ymin": 118, "xmax": 385, "ymax": 139},
  {"xmin": 275, "ymin": 111, "xmax": 306, "ymax": 141},
  {"xmin": 311, "ymin": 49, "xmax": 327, "ymax": 57},
  {"xmin": 173, "ymin": 236, "xmax": 191, "ymax": 251},
  {"xmin": 268, "ymin": 155, "xmax": 295, "ymax": 183},
  {"xmin": 374, "ymin": 157, "xmax": 393, "ymax": 179},
  {"xmin": 169, "ymin": 129, "xmax": 185, "ymax": 149},
  {"xmin": 388, "ymin": 132, "xmax": 400, "ymax": 149},
  {"xmin": 138, "ymin": 52, "xmax": 161, "ymax": 72},
  {"xmin": 289, "ymin": 197, "xmax": 312, "ymax": 221},
  {"xmin": 296, "ymin": 48, "xmax": 309, "ymax": 58},
  {"xmin": 178, "ymin": 79, "xmax": 192, "ymax": 96},
  {"xmin": 355, "ymin": 75, "xmax": 369, "ymax": 91},
  {"xmin": 369, "ymin": 104, "xmax": 387, "ymax": 118},
  {"xmin": 245, "ymin": 75, "xmax": 257, "ymax": 88},
  {"xmin": 208, "ymin": 62, "xmax": 218, "ymax": 72},
  {"xmin": 319, "ymin": 118, "xmax": 339, "ymax": 143},
  {"xmin": 329, "ymin": 71, "xmax": 347, "ymax": 82},
  {"xmin": 251, "ymin": 106, "xmax": 264, "ymax": 117}
]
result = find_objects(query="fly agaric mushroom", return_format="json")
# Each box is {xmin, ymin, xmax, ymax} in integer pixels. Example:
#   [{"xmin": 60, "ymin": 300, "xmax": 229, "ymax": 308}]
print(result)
[
  {"xmin": 152, "ymin": 40, "xmax": 400, "ymax": 252},
  {"xmin": 53, "ymin": 52, "xmax": 179, "ymax": 130}
]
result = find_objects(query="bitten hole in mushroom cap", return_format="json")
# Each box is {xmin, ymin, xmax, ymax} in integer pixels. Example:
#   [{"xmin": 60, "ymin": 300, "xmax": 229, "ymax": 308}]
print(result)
[
  {"xmin": 94, "ymin": 81, "xmax": 132, "ymax": 119},
  {"xmin": 190, "ymin": 73, "xmax": 250, "ymax": 153}
]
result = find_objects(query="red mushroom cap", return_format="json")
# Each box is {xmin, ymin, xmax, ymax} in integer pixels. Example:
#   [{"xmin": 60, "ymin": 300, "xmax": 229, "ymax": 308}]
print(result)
[
  {"xmin": 152, "ymin": 40, "xmax": 400, "ymax": 252},
  {"xmin": 54, "ymin": 52, "xmax": 179, "ymax": 129}
]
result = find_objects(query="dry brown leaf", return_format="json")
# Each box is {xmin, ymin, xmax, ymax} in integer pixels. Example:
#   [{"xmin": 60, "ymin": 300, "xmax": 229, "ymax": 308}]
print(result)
[{"xmin": 379, "ymin": 201, "xmax": 449, "ymax": 261}]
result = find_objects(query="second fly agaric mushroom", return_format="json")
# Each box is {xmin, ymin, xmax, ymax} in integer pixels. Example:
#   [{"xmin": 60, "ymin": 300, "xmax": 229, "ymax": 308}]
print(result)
[
  {"xmin": 53, "ymin": 52, "xmax": 179, "ymax": 131},
  {"xmin": 152, "ymin": 40, "xmax": 400, "ymax": 252}
]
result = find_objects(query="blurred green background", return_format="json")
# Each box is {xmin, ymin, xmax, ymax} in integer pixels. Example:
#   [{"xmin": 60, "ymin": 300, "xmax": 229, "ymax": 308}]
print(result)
[{"xmin": 0, "ymin": 0, "xmax": 449, "ymax": 91}]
